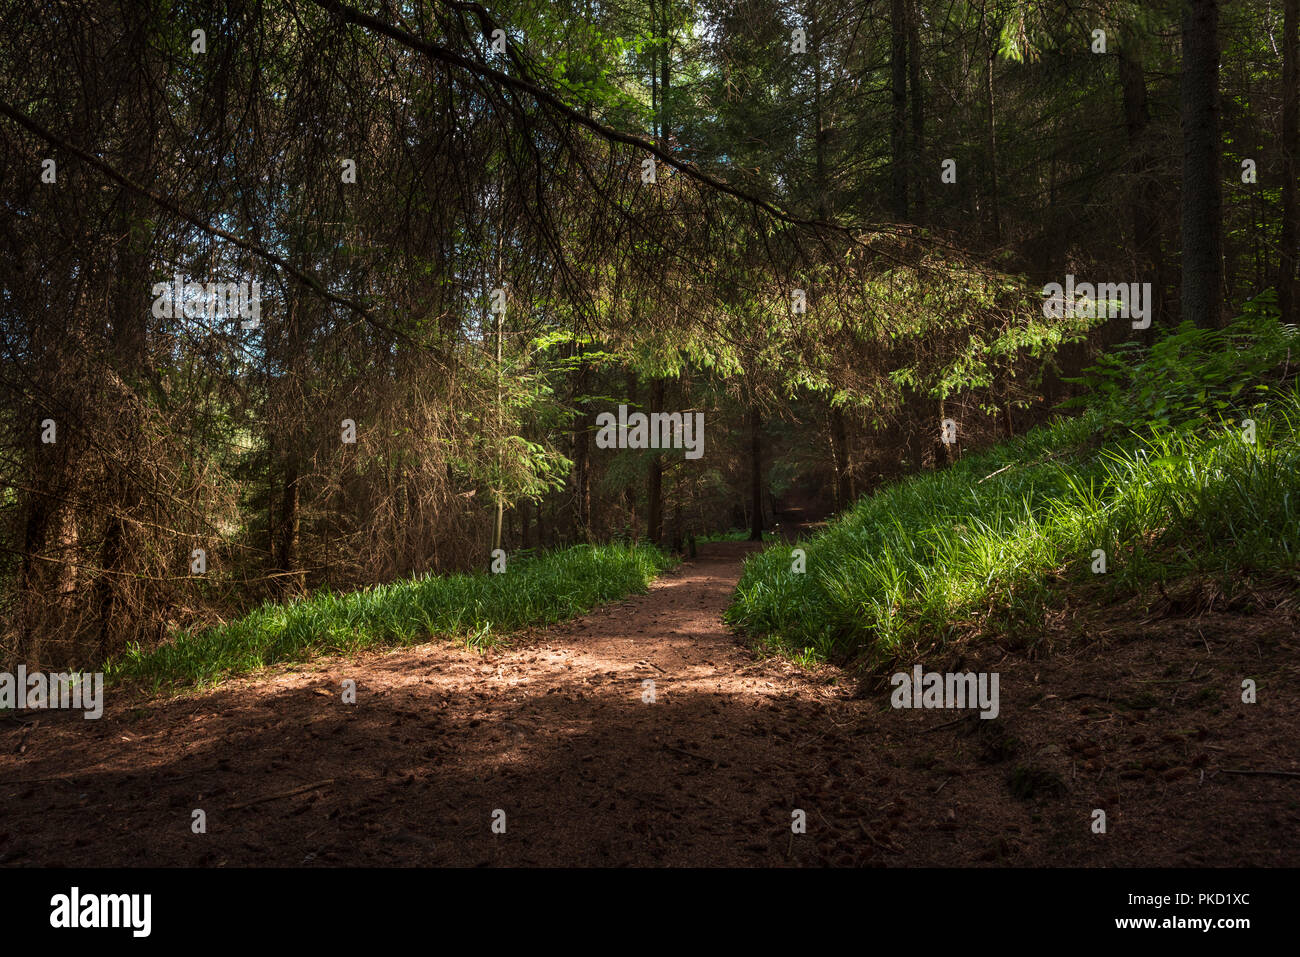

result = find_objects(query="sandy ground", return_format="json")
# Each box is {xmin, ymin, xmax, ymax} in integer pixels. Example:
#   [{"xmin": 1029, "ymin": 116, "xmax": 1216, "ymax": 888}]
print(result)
[{"xmin": 2, "ymin": 540, "xmax": 1297, "ymax": 867}]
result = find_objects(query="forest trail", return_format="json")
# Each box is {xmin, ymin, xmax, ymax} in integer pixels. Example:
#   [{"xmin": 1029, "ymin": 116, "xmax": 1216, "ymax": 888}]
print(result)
[{"xmin": 3, "ymin": 541, "xmax": 1297, "ymax": 867}]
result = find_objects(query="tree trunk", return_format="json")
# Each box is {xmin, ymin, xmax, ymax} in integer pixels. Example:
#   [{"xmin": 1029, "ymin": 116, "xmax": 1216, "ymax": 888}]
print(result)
[
  {"xmin": 625, "ymin": 369, "xmax": 639, "ymax": 542},
  {"xmin": 644, "ymin": 1, "xmax": 671, "ymax": 548},
  {"xmin": 1180, "ymin": 0, "xmax": 1224, "ymax": 328},
  {"xmin": 17, "ymin": 481, "xmax": 58, "ymax": 665},
  {"xmin": 811, "ymin": 1, "xmax": 830, "ymax": 221},
  {"xmin": 572, "ymin": 343, "xmax": 592, "ymax": 541},
  {"xmin": 274, "ymin": 459, "xmax": 301, "ymax": 594},
  {"xmin": 647, "ymin": 378, "xmax": 665, "ymax": 544},
  {"xmin": 748, "ymin": 406, "xmax": 764, "ymax": 541},
  {"xmin": 908, "ymin": 0, "xmax": 925, "ymax": 223},
  {"xmin": 96, "ymin": 201, "xmax": 151, "ymax": 660},
  {"xmin": 830, "ymin": 405, "xmax": 852, "ymax": 508},
  {"xmin": 983, "ymin": 10, "xmax": 1001, "ymax": 242},
  {"xmin": 890, "ymin": 0, "xmax": 909, "ymax": 221},
  {"xmin": 269, "ymin": 280, "xmax": 307, "ymax": 593},
  {"xmin": 902, "ymin": 383, "xmax": 928, "ymax": 471},
  {"xmin": 491, "ymin": 268, "xmax": 504, "ymax": 560},
  {"xmin": 1282, "ymin": 0, "xmax": 1298, "ymax": 324},
  {"xmin": 1119, "ymin": 42, "xmax": 1166, "ymax": 334}
]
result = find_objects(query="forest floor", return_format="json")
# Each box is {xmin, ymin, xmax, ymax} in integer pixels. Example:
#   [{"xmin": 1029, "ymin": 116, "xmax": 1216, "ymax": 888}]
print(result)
[{"xmin": 2, "ymin": 540, "xmax": 1298, "ymax": 867}]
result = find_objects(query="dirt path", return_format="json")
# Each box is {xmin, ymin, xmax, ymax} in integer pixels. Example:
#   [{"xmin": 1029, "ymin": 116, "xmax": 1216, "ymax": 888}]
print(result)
[{"xmin": 3, "ymin": 541, "xmax": 1298, "ymax": 866}]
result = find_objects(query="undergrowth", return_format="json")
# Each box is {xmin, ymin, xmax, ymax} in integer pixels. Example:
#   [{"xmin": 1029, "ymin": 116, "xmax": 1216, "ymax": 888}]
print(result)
[
  {"xmin": 728, "ymin": 298, "xmax": 1300, "ymax": 668},
  {"xmin": 107, "ymin": 542, "xmax": 674, "ymax": 691}
]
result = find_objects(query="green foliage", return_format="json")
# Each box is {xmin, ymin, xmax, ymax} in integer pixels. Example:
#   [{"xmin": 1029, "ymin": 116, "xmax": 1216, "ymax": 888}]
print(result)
[
  {"xmin": 727, "ymin": 375, "xmax": 1300, "ymax": 669},
  {"xmin": 106, "ymin": 543, "xmax": 675, "ymax": 691},
  {"xmin": 1065, "ymin": 293, "xmax": 1297, "ymax": 433},
  {"xmin": 696, "ymin": 528, "xmax": 778, "ymax": 543}
]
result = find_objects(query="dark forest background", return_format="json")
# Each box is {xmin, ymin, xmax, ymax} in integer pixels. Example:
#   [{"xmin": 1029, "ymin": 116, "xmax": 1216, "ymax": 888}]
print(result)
[{"xmin": 0, "ymin": 0, "xmax": 1294, "ymax": 669}]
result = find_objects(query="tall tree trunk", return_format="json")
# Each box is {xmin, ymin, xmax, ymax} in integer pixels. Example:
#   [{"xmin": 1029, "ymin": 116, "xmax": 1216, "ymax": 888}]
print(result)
[
  {"xmin": 1282, "ymin": 0, "xmax": 1298, "ymax": 324},
  {"xmin": 644, "ymin": 0, "xmax": 671, "ymax": 547},
  {"xmin": 660, "ymin": 0, "xmax": 670, "ymax": 136},
  {"xmin": 982, "ymin": 8, "xmax": 1001, "ymax": 242},
  {"xmin": 491, "ymin": 192, "xmax": 506, "ymax": 560},
  {"xmin": 1119, "ymin": 42, "xmax": 1166, "ymax": 334},
  {"xmin": 649, "ymin": 0, "xmax": 659, "ymax": 141},
  {"xmin": 96, "ymin": 200, "xmax": 151, "ymax": 660},
  {"xmin": 17, "ymin": 471, "xmax": 64, "ymax": 666},
  {"xmin": 908, "ymin": 0, "xmax": 925, "ymax": 223},
  {"xmin": 1180, "ymin": 0, "xmax": 1224, "ymax": 328},
  {"xmin": 901, "ymin": 383, "xmax": 928, "ymax": 471},
  {"xmin": 625, "ymin": 369, "xmax": 639, "ymax": 541},
  {"xmin": 14, "ymin": 311, "xmax": 82, "ymax": 667},
  {"xmin": 808, "ymin": 7, "xmax": 848, "ymax": 509},
  {"xmin": 830, "ymin": 405, "xmax": 852, "ymax": 508},
  {"xmin": 572, "ymin": 342, "xmax": 592, "ymax": 541},
  {"xmin": 748, "ymin": 406, "xmax": 764, "ymax": 541},
  {"xmin": 647, "ymin": 378, "xmax": 665, "ymax": 544},
  {"xmin": 811, "ymin": 1, "xmax": 827, "ymax": 220},
  {"xmin": 269, "ymin": 278, "xmax": 307, "ymax": 594},
  {"xmin": 91, "ymin": 3, "xmax": 167, "ymax": 662},
  {"xmin": 890, "ymin": 0, "xmax": 909, "ymax": 221},
  {"xmin": 492, "ymin": 306, "xmax": 504, "ymax": 557},
  {"xmin": 274, "ymin": 459, "xmax": 301, "ymax": 593}
]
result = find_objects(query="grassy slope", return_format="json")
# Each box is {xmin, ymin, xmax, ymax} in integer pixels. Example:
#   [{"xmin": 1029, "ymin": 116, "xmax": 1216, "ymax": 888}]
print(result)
[
  {"xmin": 107, "ymin": 543, "xmax": 675, "ymax": 691},
  {"xmin": 727, "ymin": 388, "xmax": 1300, "ymax": 669}
]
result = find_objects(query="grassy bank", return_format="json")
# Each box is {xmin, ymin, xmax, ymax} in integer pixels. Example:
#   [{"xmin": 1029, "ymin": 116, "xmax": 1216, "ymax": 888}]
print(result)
[
  {"xmin": 107, "ymin": 542, "xmax": 674, "ymax": 691},
  {"xmin": 728, "ymin": 316, "xmax": 1300, "ymax": 668}
]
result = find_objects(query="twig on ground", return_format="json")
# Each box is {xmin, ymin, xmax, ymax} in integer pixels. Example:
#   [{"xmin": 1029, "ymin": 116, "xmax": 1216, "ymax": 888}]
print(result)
[
  {"xmin": 663, "ymin": 744, "xmax": 715, "ymax": 764},
  {"xmin": 922, "ymin": 715, "xmax": 967, "ymax": 733},
  {"xmin": 1219, "ymin": 768, "xmax": 1300, "ymax": 780},
  {"xmin": 227, "ymin": 778, "xmax": 335, "ymax": 811}
]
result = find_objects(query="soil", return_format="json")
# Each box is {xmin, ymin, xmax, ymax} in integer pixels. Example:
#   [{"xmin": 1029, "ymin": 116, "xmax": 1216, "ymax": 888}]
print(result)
[{"xmin": 2, "ymin": 540, "xmax": 1297, "ymax": 867}]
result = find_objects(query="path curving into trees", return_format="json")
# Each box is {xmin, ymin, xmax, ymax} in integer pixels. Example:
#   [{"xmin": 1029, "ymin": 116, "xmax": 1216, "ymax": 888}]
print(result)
[{"xmin": 3, "ymin": 541, "xmax": 1295, "ymax": 867}]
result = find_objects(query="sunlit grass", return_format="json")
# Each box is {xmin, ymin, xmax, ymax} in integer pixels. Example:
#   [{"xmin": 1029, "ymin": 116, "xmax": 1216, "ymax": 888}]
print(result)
[
  {"xmin": 727, "ymin": 386, "xmax": 1300, "ymax": 668},
  {"xmin": 107, "ymin": 543, "xmax": 674, "ymax": 691}
]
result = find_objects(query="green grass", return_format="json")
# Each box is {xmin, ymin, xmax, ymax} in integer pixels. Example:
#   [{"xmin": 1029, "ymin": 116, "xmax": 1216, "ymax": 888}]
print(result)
[
  {"xmin": 107, "ymin": 542, "xmax": 675, "ymax": 691},
  {"xmin": 726, "ymin": 385, "xmax": 1300, "ymax": 669},
  {"xmin": 696, "ymin": 528, "xmax": 779, "ymax": 543}
]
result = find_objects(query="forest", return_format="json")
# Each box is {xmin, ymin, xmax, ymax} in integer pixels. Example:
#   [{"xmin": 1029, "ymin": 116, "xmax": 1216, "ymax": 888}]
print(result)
[{"xmin": 0, "ymin": 0, "xmax": 1297, "ymax": 876}]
